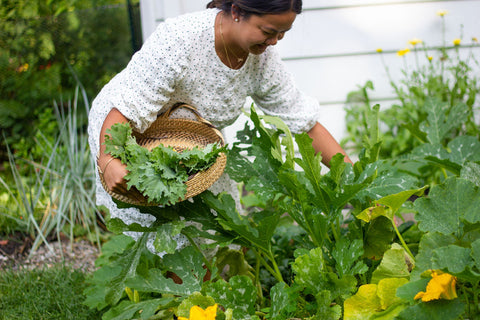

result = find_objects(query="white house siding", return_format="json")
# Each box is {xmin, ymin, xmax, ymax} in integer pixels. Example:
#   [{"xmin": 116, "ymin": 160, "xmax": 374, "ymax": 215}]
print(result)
[{"xmin": 139, "ymin": 0, "xmax": 480, "ymax": 143}]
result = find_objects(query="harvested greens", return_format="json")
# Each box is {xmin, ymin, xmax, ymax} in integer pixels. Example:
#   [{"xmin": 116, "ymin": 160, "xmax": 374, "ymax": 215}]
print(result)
[{"xmin": 103, "ymin": 122, "xmax": 225, "ymax": 205}]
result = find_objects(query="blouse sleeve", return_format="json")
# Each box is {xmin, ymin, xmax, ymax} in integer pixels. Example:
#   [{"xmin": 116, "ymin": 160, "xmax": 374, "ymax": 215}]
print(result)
[
  {"xmin": 107, "ymin": 22, "xmax": 188, "ymax": 133},
  {"xmin": 250, "ymin": 48, "xmax": 321, "ymax": 134}
]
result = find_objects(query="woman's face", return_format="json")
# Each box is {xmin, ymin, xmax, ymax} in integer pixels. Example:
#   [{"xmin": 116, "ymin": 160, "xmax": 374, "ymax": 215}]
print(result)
[{"xmin": 235, "ymin": 11, "xmax": 297, "ymax": 55}]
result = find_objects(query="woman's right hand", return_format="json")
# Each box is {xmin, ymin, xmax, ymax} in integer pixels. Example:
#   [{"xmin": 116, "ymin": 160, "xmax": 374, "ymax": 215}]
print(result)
[
  {"xmin": 99, "ymin": 156, "xmax": 129, "ymax": 194},
  {"xmin": 98, "ymin": 156, "xmax": 145, "ymax": 201}
]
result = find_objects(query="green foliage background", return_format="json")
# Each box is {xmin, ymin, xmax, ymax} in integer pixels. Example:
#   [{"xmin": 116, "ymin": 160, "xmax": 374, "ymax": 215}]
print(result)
[{"xmin": 0, "ymin": 0, "xmax": 140, "ymax": 159}]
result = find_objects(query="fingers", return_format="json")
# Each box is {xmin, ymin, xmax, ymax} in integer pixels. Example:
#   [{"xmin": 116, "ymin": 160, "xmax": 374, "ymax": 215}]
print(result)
[
  {"xmin": 103, "ymin": 159, "xmax": 130, "ymax": 194},
  {"xmin": 102, "ymin": 158, "xmax": 148, "ymax": 201}
]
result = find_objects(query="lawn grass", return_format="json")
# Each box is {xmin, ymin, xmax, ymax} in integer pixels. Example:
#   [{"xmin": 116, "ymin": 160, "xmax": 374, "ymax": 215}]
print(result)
[{"xmin": 0, "ymin": 265, "xmax": 102, "ymax": 320}]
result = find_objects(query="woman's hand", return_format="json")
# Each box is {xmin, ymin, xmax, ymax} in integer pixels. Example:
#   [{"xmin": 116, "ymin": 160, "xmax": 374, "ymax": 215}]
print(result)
[
  {"xmin": 98, "ymin": 155, "xmax": 145, "ymax": 200},
  {"xmin": 98, "ymin": 156, "xmax": 129, "ymax": 194},
  {"xmin": 98, "ymin": 108, "xmax": 144, "ymax": 201}
]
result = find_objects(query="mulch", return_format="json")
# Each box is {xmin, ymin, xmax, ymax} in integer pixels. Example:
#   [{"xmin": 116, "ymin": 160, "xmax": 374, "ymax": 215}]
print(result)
[{"xmin": 0, "ymin": 232, "xmax": 100, "ymax": 273}]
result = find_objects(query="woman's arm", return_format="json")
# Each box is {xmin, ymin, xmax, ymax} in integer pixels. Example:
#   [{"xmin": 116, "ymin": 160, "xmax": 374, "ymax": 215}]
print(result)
[
  {"xmin": 308, "ymin": 122, "xmax": 353, "ymax": 167},
  {"xmin": 97, "ymin": 108, "xmax": 142, "ymax": 197}
]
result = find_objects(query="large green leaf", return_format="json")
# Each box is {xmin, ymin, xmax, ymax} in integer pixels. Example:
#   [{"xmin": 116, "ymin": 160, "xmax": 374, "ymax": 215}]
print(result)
[
  {"xmin": 205, "ymin": 276, "xmax": 257, "ymax": 319},
  {"xmin": 420, "ymin": 98, "xmax": 468, "ymax": 145},
  {"xmin": 292, "ymin": 247, "xmax": 356, "ymax": 299},
  {"xmin": 202, "ymin": 191, "xmax": 278, "ymax": 254},
  {"xmin": 471, "ymin": 238, "xmax": 480, "ymax": 270},
  {"xmin": 461, "ymin": 161, "xmax": 480, "ymax": 187},
  {"xmin": 431, "ymin": 245, "xmax": 474, "ymax": 274},
  {"xmin": 363, "ymin": 216, "xmax": 396, "ymax": 260},
  {"xmin": 100, "ymin": 233, "xmax": 149, "ymax": 307},
  {"xmin": 353, "ymin": 160, "xmax": 419, "ymax": 204},
  {"xmin": 370, "ymin": 244, "xmax": 410, "ymax": 284},
  {"xmin": 268, "ymin": 282, "xmax": 299, "ymax": 320},
  {"xmin": 396, "ymin": 299, "xmax": 465, "ymax": 320},
  {"xmin": 344, "ymin": 278, "xmax": 408, "ymax": 320},
  {"xmin": 332, "ymin": 238, "xmax": 368, "ymax": 278},
  {"xmin": 292, "ymin": 247, "xmax": 325, "ymax": 293},
  {"xmin": 126, "ymin": 246, "xmax": 205, "ymax": 297},
  {"xmin": 357, "ymin": 187, "xmax": 427, "ymax": 223},
  {"xmin": 415, "ymin": 177, "xmax": 480, "ymax": 234},
  {"xmin": 102, "ymin": 298, "xmax": 175, "ymax": 320},
  {"xmin": 447, "ymin": 136, "xmax": 480, "ymax": 164},
  {"xmin": 411, "ymin": 232, "xmax": 456, "ymax": 280}
]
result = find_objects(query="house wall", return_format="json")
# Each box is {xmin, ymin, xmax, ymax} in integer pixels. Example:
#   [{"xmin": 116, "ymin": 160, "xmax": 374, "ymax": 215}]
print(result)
[{"xmin": 139, "ymin": 0, "xmax": 480, "ymax": 143}]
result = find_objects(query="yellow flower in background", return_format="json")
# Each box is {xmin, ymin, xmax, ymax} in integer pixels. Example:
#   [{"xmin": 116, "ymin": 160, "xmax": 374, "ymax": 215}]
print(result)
[
  {"xmin": 472, "ymin": 37, "xmax": 478, "ymax": 43},
  {"xmin": 428, "ymin": 56, "xmax": 433, "ymax": 61},
  {"xmin": 376, "ymin": 48, "xmax": 383, "ymax": 53},
  {"xmin": 178, "ymin": 304, "xmax": 218, "ymax": 320},
  {"xmin": 16, "ymin": 63, "xmax": 29, "ymax": 72},
  {"xmin": 453, "ymin": 38, "xmax": 461, "ymax": 46},
  {"xmin": 414, "ymin": 270, "xmax": 457, "ymax": 302},
  {"xmin": 397, "ymin": 48, "xmax": 410, "ymax": 56},
  {"xmin": 437, "ymin": 10, "xmax": 448, "ymax": 16},
  {"xmin": 408, "ymin": 38, "xmax": 423, "ymax": 46}
]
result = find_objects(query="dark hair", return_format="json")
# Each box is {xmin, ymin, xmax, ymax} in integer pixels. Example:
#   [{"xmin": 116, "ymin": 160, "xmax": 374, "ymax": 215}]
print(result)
[{"xmin": 206, "ymin": 0, "xmax": 302, "ymax": 17}]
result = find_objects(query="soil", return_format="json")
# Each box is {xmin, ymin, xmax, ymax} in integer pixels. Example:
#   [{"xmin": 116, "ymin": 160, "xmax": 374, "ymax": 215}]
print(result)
[{"xmin": 0, "ymin": 231, "xmax": 100, "ymax": 273}]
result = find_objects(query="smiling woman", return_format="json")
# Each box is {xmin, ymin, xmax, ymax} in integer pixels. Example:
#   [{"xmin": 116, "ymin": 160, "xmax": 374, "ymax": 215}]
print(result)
[{"xmin": 87, "ymin": 0, "xmax": 352, "ymax": 258}]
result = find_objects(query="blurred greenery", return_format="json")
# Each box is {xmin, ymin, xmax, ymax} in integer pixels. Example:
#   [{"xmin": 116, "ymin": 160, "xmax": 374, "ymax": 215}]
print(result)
[{"xmin": 0, "ymin": 0, "xmax": 140, "ymax": 160}]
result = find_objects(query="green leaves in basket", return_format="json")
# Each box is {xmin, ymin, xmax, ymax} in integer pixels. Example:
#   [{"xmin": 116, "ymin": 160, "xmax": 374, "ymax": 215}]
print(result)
[{"xmin": 103, "ymin": 122, "xmax": 225, "ymax": 205}]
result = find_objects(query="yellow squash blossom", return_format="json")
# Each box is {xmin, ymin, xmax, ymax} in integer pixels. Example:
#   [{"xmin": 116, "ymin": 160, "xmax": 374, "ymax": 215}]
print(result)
[
  {"xmin": 408, "ymin": 38, "xmax": 423, "ymax": 46},
  {"xmin": 453, "ymin": 38, "xmax": 461, "ymax": 46},
  {"xmin": 436, "ymin": 10, "xmax": 448, "ymax": 16},
  {"xmin": 414, "ymin": 270, "xmax": 457, "ymax": 302},
  {"xmin": 178, "ymin": 304, "xmax": 218, "ymax": 320},
  {"xmin": 397, "ymin": 48, "xmax": 410, "ymax": 56}
]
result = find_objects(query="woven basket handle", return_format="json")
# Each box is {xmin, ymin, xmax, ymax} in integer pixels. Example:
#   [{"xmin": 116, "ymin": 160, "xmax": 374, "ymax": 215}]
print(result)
[
  {"xmin": 162, "ymin": 103, "xmax": 206, "ymax": 122},
  {"xmin": 163, "ymin": 103, "xmax": 225, "ymax": 145}
]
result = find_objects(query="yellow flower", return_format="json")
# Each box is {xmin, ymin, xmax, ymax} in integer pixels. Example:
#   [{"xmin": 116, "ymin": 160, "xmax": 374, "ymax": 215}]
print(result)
[
  {"xmin": 472, "ymin": 37, "xmax": 478, "ymax": 43},
  {"xmin": 397, "ymin": 48, "xmax": 410, "ymax": 56},
  {"xmin": 408, "ymin": 38, "xmax": 423, "ymax": 46},
  {"xmin": 436, "ymin": 10, "xmax": 448, "ymax": 17},
  {"xmin": 16, "ymin": 63, "xmax": 29, "ymax": 72},
  {"xmin": 453, "ymin": 38, "xmax": 461, "ymax": 46},
  {"xmin": 376, "ymin": 48, "xmax": 383, "ymax": 53},
  {"xmin": 428, "ymin": 56, "xmax": 433, "ymax": 61},
  {"xmin": 414, "ymin": 270, "xmax": 457, "ymax": 302},
  {"xmin": 178, "ymin": 304, "xmax": 218, "ymax": 320}
]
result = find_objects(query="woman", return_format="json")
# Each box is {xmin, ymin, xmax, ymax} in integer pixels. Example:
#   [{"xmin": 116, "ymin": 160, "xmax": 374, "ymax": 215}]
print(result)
[{"xmin": 88, "ymin": 0, "xmax": 352, "ymax": 255}]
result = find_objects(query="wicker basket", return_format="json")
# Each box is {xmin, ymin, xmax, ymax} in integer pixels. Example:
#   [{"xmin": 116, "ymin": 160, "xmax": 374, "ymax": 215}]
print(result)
[{"xmin": 99, "ymin": 103, "xmax": 227, "ymax": 206}]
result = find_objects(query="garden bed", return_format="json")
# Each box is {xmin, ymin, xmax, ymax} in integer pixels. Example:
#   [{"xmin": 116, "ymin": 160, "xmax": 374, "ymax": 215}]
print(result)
[{"xmin": 0, "ymin": 233, "xmax": 99, "ymax": 273}]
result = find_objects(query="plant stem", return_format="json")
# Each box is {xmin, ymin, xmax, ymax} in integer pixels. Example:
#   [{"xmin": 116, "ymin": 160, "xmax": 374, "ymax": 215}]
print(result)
[
  {"xmin": 392, "ymin": 220, "xmax": 415, "ymax": 262},
  {"xmin": 254, "ymin": 249, "xmax": 284, "ymax": 283},
  {"xmin": 254, "ymin": 251, "xmax": 264, "ymax": 306},
  {"xmin": 267, "ymin": 251, "xmax": 284, "ymax": 283}
]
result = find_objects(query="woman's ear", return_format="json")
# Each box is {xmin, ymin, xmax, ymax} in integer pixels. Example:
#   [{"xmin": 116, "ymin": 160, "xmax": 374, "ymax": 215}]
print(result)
[{"xmin": 231, "ymin": 4, "xmax": 241, "ymax": 21}]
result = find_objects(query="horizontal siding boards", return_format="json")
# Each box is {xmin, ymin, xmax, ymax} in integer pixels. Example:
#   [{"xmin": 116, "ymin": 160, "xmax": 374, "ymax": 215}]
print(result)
[
  {"xmin": 277, "ymin": 0, "xmax": 480, "ymax": 104},
  {"xmin": 302, "ymin": 0, "xmax": 479, "ymax": 9},
  {"xmin": 278, "ymin": 1, "xmax": 480, "ymax": 57},
  {"xmin": 281, "ymin": 45, "xmax": 480, "ymax": 103}
]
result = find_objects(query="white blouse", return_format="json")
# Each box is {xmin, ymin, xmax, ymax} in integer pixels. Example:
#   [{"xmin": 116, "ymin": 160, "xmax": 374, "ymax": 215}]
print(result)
[{"xmin": 87, "ymin": 8, "xmax": 321, "ymax": 255}]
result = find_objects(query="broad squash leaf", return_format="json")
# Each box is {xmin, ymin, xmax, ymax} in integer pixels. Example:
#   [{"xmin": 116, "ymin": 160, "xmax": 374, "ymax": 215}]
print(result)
[
  {"xmin": 414, "ymin": 177, "xmax": 480, "ymax": 234},
  {"xmin": 126, "ymin": 246, "xmax": 205, "ymax": 297},
  {"xmin": 205, "ymin": 275, "xmax": 257, "ymax": 319}
]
